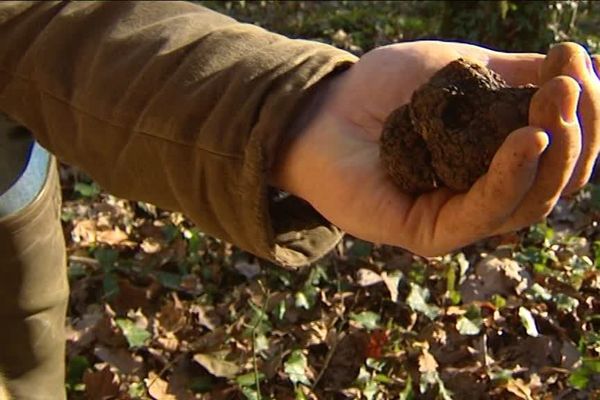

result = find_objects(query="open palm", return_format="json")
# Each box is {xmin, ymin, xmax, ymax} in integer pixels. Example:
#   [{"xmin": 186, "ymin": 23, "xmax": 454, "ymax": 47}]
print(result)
[{"xmin": 275, "ymin": 41, "xmax": 600, "ymax": 256}]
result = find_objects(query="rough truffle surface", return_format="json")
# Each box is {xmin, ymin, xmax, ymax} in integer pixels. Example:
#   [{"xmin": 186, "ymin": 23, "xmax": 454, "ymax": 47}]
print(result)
[{"xmin": 380, "ymin": 58, "xmax": 538, "ymax": 194}]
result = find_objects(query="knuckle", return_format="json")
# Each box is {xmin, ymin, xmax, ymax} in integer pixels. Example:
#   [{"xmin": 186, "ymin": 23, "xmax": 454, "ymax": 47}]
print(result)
[
  {"xmin": 518, "ymin": 204, "xmax": 554, "ymax": 228},
  {"xmin": 566, "ymin": 178, "xmax": 588, "ymax": 194},
  {"xmin": 534, "ymin": 204, "xmax": 554, "ymax": 221}
]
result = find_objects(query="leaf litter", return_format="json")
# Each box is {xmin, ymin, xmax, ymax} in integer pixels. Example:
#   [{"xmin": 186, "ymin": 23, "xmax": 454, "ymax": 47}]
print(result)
[{"xmin": 60, "ymin": 161, "xmax": 600, "ymax": 400}]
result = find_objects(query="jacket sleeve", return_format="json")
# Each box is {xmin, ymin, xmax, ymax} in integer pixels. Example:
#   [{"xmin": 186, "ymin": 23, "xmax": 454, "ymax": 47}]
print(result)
[{"xmin": 0, "ymin": 1, "xmax": 358, "ymax": 268}]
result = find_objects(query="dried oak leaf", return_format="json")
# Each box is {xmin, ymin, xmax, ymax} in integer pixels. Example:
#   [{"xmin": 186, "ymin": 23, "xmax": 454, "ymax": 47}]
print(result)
[{"xmin": 83, "ymin": 365, "xmax": 120, "ymax": 400}]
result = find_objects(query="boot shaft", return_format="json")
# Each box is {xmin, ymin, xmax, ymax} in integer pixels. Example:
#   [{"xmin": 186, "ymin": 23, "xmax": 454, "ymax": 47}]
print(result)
[{"xmin": 0, "ymin": 156, "xmax": 68, "ymax": 400}]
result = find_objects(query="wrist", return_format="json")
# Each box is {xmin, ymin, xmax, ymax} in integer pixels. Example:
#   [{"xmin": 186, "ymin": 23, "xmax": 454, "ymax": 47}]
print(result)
[{"xmin": 269, "ymin": 69, "xmax": 345, "ymax": 198}]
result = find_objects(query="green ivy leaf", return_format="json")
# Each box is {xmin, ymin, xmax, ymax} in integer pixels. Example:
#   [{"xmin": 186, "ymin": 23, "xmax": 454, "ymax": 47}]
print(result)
[
  {"xmin": 94, "ymin": 248, "xmax": 118, "ymax": 269},
  {"xmin": 284, "ymin": 350, "xmax": 310, "ymax": 386},
  {"xmin": 74, "ymin": 181, "xmax": 100, "ymax": 198},
  {"xmin": 456, "ymin": 315, "xmax": 482, "ymax": 336},
  {"xmin": 295, "ymin": 291, "xmax": 311, "ymax": 310},
  {"xmin": 347, "ymin": 239, "xmax": 373, "ymax": 258},
  {"xmin": 363, "ymin": 380, "xmax": 379, "ymax": 400},
  {"xmin": 406, "ymin": 283, "xmax": 441, "ymax": 320},
  {"xmin": 518, "ymin": 307, "xmax": 539, "ymax": 337},
  {"xmin": 241, "ymin": 386, "xmax": 261, "ymax": 400},
  {"xmin": 274, "ymin": 300, "xmax": 286, "ymax": 320},
  {"xmin": 103, "ymin": 272, "xmax": 119, "ymax": 299},
  {"xmin": 350, "ymin": 311, "xmax": 381, "ymax": 331},
  {"xmin": 568, "ymin": 366, "xmax": 590, "ymax": 390},
  {"xmin": 529, "ymin": 283, "xmax": 552, "ymax": 301},
  {"xmin": 236, "ymin": 372, "xmax": 265, "ymax": 387},
  {"xmin": 128, "ymin": 382, "xmax": 146, "ymax": 398},
  {"xmin": 399, "ymin": 375, "xmax": 414, "ymax": 400},
  {"xmin": 554, "ymin": 293, "xmax": 580, "ymax": 313},
  {"xmin": 188, "ymin": 375, "xmax": 214, "ymax": 393},
  {"xmin": 154, "ymin": 271, "xmax": 182, "ymax": 290},
  {"xmin": 115, "ymin": 318, "xmax": 151, "ymax": 348},
  {"xmin": 66, "ymin": 355, "xmax": 89, "ymax": 391}
]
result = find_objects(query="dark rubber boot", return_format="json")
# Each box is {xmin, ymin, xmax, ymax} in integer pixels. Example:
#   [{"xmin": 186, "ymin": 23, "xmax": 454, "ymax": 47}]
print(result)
[{"xmin": 0, "ymin": 158, "xmax": 68, "ymax": 400}]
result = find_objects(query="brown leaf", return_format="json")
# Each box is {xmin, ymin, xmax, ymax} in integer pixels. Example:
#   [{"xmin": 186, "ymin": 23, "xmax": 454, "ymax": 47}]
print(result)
[
  {"xmin": 157, "ymin": 296, "xmax": 187, "ymax": 333},
  {"xmin": 560, "ymin": 339, "xmax": 581, "ymax": 369},
  {"xmin": 189, "ymin": 327, "xmax": 228, "ymax": 353},
  {"xmin": 113, "ymin": 279, "xmax": 151, "ymax": 314},
  {"xmin": 193, "ymin": 353, "xmax": 240, "ymax": 379},
  {"xmin": 96, "ymin": 227, "xmax": 129, "ymax": 246},
  {"xmin": 419, "ymin": 347, "xmax": 439, "ymax": 374},
  {"xmin": 319, "ymin": 330, "xmax": 369, "ymax": 390},
  {"xmin": 460, "ymin": 255, "xmax": 531, "ymax": 303},
  {"xmin": 189, "ymin": 304, "xmax": 220, "ymax": 331},
  {"xmin": 440, "ymin": 370, "xmax": 487, "ymax": 400},
  {"xmin": 505, "ymin": 378, "xmax": 534, "ymax": 400},
  {"xmin": 83, "ymin": 365, "xmax": 120, "ymax": 400},
  {"xmin": 66, "ymin": 306, "xmax": 104, "ymax": 356},
  {"xmin": 71, "ymin": 219, "xmax": 97, "ymax": 245},
  {"xmin": 146, "ymin": 371, "xmax": 176, "ymax": 400},
  {"xmin": 180, "ymin": 274, "xmax": 204, "ymax": 295},
  {"xmin": 156, "ymin": 333, "xmax": 180, "ymax": 353},
  {"xmin": 141, "ymin": 237, "xmax": 162, "ymax": 254},
  {"xmin": 165, "ymin": 358, "xmax": 198, "ymax": 400},
  {"xmin": 234, "ymin": 259, "xmax": 262, "ymax": 279},
  {"xmin": 94, "ymin": 306, "xmax": 128, "ymax": 348},
  {"xmin": 94, "ymin": 345, "xmax": 144, "ymax": 375}
]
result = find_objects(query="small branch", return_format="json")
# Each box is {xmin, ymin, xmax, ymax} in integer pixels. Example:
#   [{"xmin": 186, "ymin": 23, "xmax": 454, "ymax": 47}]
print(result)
[
  {"xmin": 250, "ymin": 281, "xmax": 270, "ymax": 400},
  {"xmin": 313, "ymin": 328, "xmax": 344, "ymax": 389},
  {"xmin": 68, "ymin": 255, "xmax": 100, "ymax": 267}
]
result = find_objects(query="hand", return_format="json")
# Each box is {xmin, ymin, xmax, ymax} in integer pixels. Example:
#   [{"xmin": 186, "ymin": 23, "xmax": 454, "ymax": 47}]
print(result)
[{"xmin": 273, "ymin": 41, "xmax": 600, "ymax": 257}]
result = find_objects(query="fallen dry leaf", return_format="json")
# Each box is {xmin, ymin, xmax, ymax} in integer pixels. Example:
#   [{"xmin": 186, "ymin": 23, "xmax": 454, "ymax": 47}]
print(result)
[
  {"xmin": 97, "ymin": 227, "xmax": 129, "ymax": 246},
  {"xmin": 94, "ymin": 345, "xmax": 144, "ymax": 375},
  {"xmin": 146, "ymin": 371, "xmax": 176, "ymax": 400},
  {"xmin": 83, "ymin": 365, "xmax": 120, "ymax": 400},
  {"xmin": 460, "ymin": 255, "xmax": 531, "ymax": 303},
  {"xmin": 193, "ymin": 353, "xmax": 241, "ymax": 379},
  {"xmin": 505, "ymin": 378, "xmax": 534, "ymax": 400}
]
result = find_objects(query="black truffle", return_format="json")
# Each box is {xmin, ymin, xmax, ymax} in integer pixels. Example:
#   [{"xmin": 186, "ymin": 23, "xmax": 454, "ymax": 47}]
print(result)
[{"xmin": 380, "ymin": 58, "xmax": 537, "ymax": 194}]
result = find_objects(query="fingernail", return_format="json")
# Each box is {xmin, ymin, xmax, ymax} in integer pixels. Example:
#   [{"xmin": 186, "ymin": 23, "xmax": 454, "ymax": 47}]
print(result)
[
  {"xmin": 585, "ymin": 55, "xmax": 594, "ymax": 75},
  {"xmin": 526, "ymin": 131, "xmax": 550, "ymax": 160},
  {"xmin": 559, "ymin": 47, "xmax": 591, "ymax": 84}
]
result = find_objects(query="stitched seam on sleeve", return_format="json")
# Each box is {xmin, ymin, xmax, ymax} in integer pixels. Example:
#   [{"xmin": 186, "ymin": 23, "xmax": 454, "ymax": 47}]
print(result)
[{"xmin": 0, "ymin": 67, "xmax": 243, "ymax": 160}]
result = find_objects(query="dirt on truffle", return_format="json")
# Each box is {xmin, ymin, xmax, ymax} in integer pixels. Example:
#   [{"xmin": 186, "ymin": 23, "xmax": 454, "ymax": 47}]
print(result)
[{"xmin": 380, "ymin": 58, "xmax": 538, "ymax": 194}]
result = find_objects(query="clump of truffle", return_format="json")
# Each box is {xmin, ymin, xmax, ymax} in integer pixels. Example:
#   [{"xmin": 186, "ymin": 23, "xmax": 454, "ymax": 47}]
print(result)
[{"xmin": 380, "ymin": 58, "xmax": 538, "ymax": 194}]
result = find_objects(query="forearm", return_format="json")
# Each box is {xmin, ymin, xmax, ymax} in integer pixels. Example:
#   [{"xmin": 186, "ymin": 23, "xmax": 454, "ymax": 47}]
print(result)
[{"xmin": 0, "ymin": 1, "xmax": 357, "ymax": 266}]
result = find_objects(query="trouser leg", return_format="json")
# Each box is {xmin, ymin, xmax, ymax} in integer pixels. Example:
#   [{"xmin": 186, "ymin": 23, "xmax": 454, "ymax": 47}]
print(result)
[{"xmin": 0, "ymin": 116, "xmax": 68, "ymax": 400}]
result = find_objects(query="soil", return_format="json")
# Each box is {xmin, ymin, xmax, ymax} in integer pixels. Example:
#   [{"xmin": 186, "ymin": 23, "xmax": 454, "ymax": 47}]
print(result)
[{"xmin": 380, "ymin": 58, "xmax": 538, "ymax": 194}]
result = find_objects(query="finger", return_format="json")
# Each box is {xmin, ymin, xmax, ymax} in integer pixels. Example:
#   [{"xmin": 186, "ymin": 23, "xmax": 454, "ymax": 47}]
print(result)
[
  {"xmin": 496, "ymin": 75, "xmax": 581, "ymax": 233},
  {"xmin": 397, "ymin": 127, "xmax": 547, "ymax": 257},
  {"xmin": 448, "ymin": 41, "xmax": 544, "ymax": 86},
  {"xmin": 540, "ymin": 43, "xmax": 600, "ymax": 194},
  {"xmin": 486, "ymin": 52, "xmax": 545, "ymax": 86}
]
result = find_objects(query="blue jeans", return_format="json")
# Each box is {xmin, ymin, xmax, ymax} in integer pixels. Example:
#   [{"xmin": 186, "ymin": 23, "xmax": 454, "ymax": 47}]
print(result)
[{"xmin": 0, "ymin": 116, "xmax": 50, "ymax": 217}]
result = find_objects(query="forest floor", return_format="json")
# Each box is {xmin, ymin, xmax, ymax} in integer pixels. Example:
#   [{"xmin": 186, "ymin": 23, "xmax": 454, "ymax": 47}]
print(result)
[{"xmin": 63, "ymin": 2, "xmax": 600, "ymax": 399}]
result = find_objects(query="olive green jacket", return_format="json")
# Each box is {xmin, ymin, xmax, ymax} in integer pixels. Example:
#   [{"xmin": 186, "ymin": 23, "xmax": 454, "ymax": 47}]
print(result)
[{"xmin": 0, "ymin": 1, "xmax": 358, "ymax": 268}]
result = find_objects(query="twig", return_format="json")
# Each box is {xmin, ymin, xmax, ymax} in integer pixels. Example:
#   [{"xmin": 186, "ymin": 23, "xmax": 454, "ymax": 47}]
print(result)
[
  {"xmin": 250, "ymin": 280, "xmax": 270, "ymax": 400},
  {"xmin": 313, "ymin": 323, "xmax": 344, "ymax": 389},
  {"xmin": 68, "ymin": 255, "xmax": 100, "ymax": 267},
  {"xmin": 146, "ymin": 353, "xmax": 185, "ymax": 393}
]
